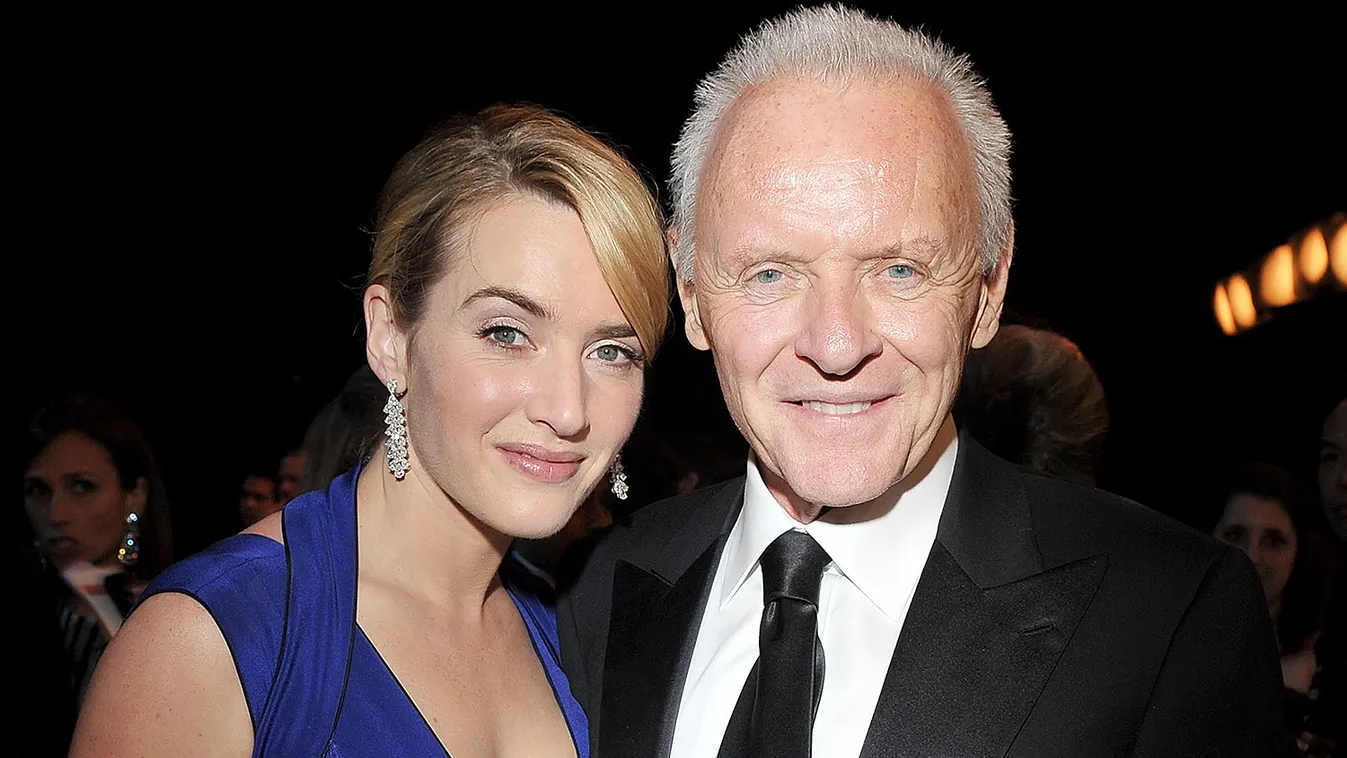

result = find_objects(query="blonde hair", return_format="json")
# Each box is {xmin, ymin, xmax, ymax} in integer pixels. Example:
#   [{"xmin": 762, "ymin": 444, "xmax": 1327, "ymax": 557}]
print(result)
[
  {"xmin": 369, "ymin": 104, "xmax": 669, "ymax": 357},
  {"xmin": 670, "ymin": 4, "xmax": 1012, "ymax": 281}
]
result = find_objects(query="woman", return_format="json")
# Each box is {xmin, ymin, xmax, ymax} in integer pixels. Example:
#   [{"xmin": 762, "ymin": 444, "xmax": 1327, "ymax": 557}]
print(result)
[
  {"xmin": 1210, "ymin": 462, "xmax": 1338, "ymax": 752},
  {"xmin": 18, "ymin": 393, "xmax": 174, "ymax": 754},
  {"xmin": 72, "ymin": 104, "xmax": 669, "ymax": 756}
]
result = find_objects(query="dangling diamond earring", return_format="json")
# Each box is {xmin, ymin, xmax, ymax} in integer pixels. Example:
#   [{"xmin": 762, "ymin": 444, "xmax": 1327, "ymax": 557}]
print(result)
[
  {"xmin": 610, "ymin": 455, "xmax": 629, "ymax": 501},
  {"xmin": 384, "ymin": 378, "xmax": 410, "ymax": 480},
  {"xmin": 117, "ymin": 512, "xmax": 141, "ymax": 567}
]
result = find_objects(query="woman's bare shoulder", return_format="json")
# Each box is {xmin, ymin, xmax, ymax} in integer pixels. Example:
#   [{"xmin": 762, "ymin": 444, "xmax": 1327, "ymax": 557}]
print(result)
[
  {"xmin": 71, "ymin": 592, "xmax": 254, "ymax": 756},
  {"xmin": 243, "ymin": 508, "xmax": 285, "ymax": 544}
]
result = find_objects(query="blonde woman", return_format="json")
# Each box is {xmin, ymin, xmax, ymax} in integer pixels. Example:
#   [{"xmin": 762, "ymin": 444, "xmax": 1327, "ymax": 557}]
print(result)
[{"xmin": 72, "ymin": 104, "xmax": 669, "ymax": 758}]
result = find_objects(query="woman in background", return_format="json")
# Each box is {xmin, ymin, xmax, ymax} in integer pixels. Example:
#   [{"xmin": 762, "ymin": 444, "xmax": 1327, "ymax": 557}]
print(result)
[
  {"xmin": 72, "ymin": 103, "xmax": 669, "ymax": 757},
  {"xmin": 1211, "ymin": 461, "xmax": 1338, "ymax": 754},
  {"xmin": 17, "ymin": 393, "xmax": 173, "ymax": 755}
]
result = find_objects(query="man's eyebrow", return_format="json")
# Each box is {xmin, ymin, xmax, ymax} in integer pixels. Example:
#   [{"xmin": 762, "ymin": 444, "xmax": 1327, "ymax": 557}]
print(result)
[
  {"xmin": 728, "ymin": 237, "xmax": 949, "ymax": 262},
  {"xmin": 462, "ymin": 286, "xmax": 552, "ymax": 320}
]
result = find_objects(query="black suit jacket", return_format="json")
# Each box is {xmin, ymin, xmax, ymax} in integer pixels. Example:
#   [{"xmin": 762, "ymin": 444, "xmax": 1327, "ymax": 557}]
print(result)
[{"xmin": 558, "ymin": 434, "xmax": 1288, "ymax": 757}]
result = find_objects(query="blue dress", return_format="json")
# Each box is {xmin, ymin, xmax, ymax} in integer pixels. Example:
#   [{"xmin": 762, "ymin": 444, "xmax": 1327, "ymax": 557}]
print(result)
[{"xmin": 143, "ymin": 468, "xmax": 589, "ymax": 757}]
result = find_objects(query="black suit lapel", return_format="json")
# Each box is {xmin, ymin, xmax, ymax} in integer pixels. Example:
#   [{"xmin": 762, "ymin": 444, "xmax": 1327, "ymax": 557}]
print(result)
[
  {"xmin": 860, "ymin": 546, "xmax": 1106, "ymax": 757},
  {"xmin": 598, "ymin": 481, "xmax": 744, "ymax": 758},
  {"xmin": 860, "ymin": 435, "xmax": 1108, "ymax": 757}
]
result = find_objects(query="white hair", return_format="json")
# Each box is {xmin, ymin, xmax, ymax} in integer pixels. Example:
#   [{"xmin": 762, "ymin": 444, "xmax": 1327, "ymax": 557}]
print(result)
[{"xmin": 669, "ymin": 4, "xmax": 1012, "ymax": 281}]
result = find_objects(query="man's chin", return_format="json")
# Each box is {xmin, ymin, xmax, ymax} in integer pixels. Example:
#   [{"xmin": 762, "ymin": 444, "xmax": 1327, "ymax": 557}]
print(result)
[{"xmin": 779, "ymin": 470, "xmax": 898, "ymax": 511}]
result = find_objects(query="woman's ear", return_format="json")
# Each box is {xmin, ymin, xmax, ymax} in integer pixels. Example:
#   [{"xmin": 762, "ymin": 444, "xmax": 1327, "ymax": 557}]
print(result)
[
  {"xmin": 364, "ymin": 284, "xmax": 407, "ymax": 388},
  {"xmin": 125, "ymin": 476, "xmax": 148, "ymax": 517}
]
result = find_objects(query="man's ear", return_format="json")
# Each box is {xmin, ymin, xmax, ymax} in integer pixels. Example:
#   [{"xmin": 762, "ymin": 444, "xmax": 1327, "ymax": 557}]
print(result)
[
  {"xmin": 970, "ymin": 222, "xmax": 1014, "ymax": 350},
  {"xmin": 667, "ymin": 226, "xmax": 710, "ymax": 352},
  {"xmin": 364, "ymin": 284, "xmax": 408, "ymax": 388}
]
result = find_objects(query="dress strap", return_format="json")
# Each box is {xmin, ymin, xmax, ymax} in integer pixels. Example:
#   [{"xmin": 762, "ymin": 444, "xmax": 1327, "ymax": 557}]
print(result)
[
  {"xmin": 504, "ymin": 561, "xmax": 591, "ymax": 758},
  {"xmin": 253, "ymin": 468, "xmax": 361, "ymax": 757}
]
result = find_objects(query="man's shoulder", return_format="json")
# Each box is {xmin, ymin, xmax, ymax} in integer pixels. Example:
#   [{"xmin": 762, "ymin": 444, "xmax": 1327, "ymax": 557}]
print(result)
[
  {"xmin": 600, "ymin": 477, "xmax": 743, "ymax": 564},
  {"xmin": 560, "ymin": 477, "xmax": 743, "ymax": 612},
  {"xmin": 1015, "ymin": 467, "xmax": 1234, "ymax": 579}
]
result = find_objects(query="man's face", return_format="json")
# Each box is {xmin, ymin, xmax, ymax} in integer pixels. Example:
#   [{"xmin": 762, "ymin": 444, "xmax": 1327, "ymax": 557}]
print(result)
[
  {"xmin": 678, "ymin": 76, "xmax": 1008, "ymax": 518},
  {"xmin": 238, "ymin": 474, "xmax": 279, "ymax": 526},
  {"xmin": 278, "ymin": 451, "xmax": 304, "ymax": 504}
]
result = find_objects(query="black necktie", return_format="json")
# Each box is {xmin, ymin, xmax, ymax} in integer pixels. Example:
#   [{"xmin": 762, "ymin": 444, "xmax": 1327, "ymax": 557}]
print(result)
[{"xmin": 718, "ymin": 530, "xmax": 832, "ymax": 758}]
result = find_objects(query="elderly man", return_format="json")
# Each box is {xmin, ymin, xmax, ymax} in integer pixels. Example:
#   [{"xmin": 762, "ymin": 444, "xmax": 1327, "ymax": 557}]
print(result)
[{"xmin": 559, "ymin": 6, "xmax": 1285, "ymax": 757}]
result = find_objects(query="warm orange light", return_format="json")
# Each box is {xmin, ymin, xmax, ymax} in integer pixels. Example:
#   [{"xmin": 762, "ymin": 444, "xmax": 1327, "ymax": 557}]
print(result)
[
  {"xmin": 1213, "ymin": 283, "xmax": 1237, "ymax": 335},
  {"xmin": 1260, "ymin": 244, "xmax": 1297, "ymax": 306},
  {"xmin": 1300, "ymin": 228, "xmax": 1329, "ymax": 285},
  {"xmin": 1228, "ymin": 274, "xmax": 1257, "ymax": 328},
  {"xmin": 1332, "ymin": 223, "xmax": 1347, "ymax": 286}
]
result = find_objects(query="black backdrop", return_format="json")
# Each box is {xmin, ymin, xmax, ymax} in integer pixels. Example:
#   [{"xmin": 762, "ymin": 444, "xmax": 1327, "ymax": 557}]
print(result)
[{"xmin": 12, "ymin": 5, "xmax": 1345, "ymax": 556}]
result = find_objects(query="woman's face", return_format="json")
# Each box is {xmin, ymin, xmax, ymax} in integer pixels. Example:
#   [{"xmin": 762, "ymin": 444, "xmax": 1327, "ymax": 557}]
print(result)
[
  {"xmin": 1213, "ymin": 493, "xmax": 1297, "ymax": 608},
  {"xmin": 374, "ymin": 196, "xmax": 647, "ymax": 540},
  {"xmin": 24, "ymin": 431, "xmax": 145, "ymax": 569}
]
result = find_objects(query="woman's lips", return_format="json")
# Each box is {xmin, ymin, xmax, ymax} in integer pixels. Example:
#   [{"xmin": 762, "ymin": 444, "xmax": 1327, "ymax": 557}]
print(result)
[{"xmin": 498, "ymin": 445, "xmax": 584, "ymax": 484}]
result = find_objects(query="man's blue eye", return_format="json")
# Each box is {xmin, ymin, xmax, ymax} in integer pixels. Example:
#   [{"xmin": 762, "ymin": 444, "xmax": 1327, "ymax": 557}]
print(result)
[
  {"xmin": 755, "ymin": 269, "xmax": 783, "ymax": 284},
  {"xmin": 887, "ymin": 264, "xmax": 914, "ymax": 279}
]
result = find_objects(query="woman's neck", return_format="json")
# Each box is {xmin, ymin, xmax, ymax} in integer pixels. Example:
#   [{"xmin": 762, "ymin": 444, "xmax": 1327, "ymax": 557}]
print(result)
[{"xmin": 354, "ymin": 462, "xmax": 514, "ymax": 618}]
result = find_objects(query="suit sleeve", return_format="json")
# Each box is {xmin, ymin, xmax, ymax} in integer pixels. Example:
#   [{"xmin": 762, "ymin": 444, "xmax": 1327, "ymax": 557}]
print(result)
[{"xmin": 1130, "ymin": 546, "xmax": 1293, "ymax": 757}]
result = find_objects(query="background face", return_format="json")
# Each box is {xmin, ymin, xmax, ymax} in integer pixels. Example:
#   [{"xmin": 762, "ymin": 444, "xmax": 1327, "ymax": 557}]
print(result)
[
  {"xmin": 25, "ymin": 432, "xmax": 134, "ymax": 569},
  {"xmin": 12, "ymin": 7, "xmax": 1340, "ymax": 556},
  {"xmin": 684, "ymin": 77, "xmax": 993, "ymax": 512},
  {"xmin": 238, "ymin": 474, "xmax": 279, "ymax": 525},
  {"xmin": 397, "ymin": 197, "xmax": 646, "ymax": 540},
  {"xmin": 1213, "ymin": 493, "xmax": 1297, "ymax": 606}
]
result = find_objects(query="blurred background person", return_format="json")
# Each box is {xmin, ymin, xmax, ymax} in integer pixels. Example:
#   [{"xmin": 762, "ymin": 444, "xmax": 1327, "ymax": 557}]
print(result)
[
  {"xmin": 1210, "ymin": 461, "xmax": 1339, "ymax": 753},
  {"xmin": 17, "ymin": 392, "xmax": 174, "ymax": 753},
  {"xmin": 236, "ymin": 466, "xmax": 280, "ymax": 527},
  {"xmin": 953, "ymin": 323, "xmax": 1109, "ymax": 486},
  {"xmin": 294, "ymin": 363, "xmax": 386, "ymax": 495},
  {"xmin": 275, "ymin": 447, "xmax": 305, "ymax": 506}
]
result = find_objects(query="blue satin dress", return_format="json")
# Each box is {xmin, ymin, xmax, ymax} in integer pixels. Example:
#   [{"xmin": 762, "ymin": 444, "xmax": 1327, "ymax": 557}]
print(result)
[{"xmin": 143, "ymin": 468, "xmax": 589, "ymax": 757}]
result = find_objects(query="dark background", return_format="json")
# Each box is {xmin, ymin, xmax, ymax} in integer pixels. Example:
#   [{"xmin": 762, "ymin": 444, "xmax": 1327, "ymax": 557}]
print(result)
[{"xmin": 12, "ymin": 5, "xmax": 1344, "ymax": 557}]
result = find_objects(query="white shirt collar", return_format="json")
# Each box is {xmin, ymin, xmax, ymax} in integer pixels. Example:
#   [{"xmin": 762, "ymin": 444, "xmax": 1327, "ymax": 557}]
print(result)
[{"xmin": 720, "ymin": 415, "xmax": 958, "ymax": 622}]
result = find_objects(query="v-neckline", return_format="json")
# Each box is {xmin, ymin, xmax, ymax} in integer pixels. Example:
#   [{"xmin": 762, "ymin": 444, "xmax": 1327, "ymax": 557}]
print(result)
[{"xmin": 354, "ymin": 580, "xmax": 578, "ymax": 758}]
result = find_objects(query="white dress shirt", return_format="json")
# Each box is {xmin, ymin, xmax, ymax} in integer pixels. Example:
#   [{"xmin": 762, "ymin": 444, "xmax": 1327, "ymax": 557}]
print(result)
[{"xmin": 669, "ymin": 417, "xmax": 958, "ymax": 758}]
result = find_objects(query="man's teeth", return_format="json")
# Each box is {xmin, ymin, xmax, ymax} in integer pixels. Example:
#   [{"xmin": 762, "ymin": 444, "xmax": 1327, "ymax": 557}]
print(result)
[{"xmin": 802, "ymin": 400, "xmax": 872, "ymax": 415}]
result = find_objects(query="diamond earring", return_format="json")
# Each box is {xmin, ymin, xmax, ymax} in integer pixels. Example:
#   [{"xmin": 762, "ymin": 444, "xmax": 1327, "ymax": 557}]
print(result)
[
  {"xmin": 117, "ymin": 512, "xmax": 140, "ymax": 567},
  {"xmin": 384, "ymin": 378, "xmax": 410, "ymax": 480},
  {"xmin": 610, "ymin": 455, "xmax": 629, "ymax": 501}
]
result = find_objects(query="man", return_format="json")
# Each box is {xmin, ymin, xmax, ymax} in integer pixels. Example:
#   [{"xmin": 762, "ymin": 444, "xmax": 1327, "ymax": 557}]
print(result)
[
  {"xmin": 237, "ymin": 471, "xmax": 280, "ymax": 527},
  {"xmin": 559, "ymin": 6, "xmax": 1285, "ymax": 757},
  {"xmin": 276, "ymin": 447, "xmax": 305, "ymax": 505}
]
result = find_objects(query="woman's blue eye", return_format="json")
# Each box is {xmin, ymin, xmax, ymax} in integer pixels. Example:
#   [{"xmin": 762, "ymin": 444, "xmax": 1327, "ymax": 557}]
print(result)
[
  {"xmin": 754, "ymin": 269, "xmax": 783, "ymax": 284},
  {"xmin": 485, "ymin": 326, "xmax": 526, "ymax": 346},
  {"xmin": 593, "ymin": 344, "xmax": 643, "ymax": 366},
  {"xmin": 887, "ymin": 264, "xmax": 914, "ymax": 279}
]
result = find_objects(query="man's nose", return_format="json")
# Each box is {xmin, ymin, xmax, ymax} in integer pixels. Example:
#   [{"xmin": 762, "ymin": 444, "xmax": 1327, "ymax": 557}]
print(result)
[{"xmin": 794, "ymin": 282, "xmax": 883, "ymax": 376}]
